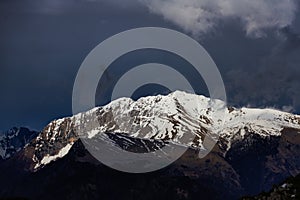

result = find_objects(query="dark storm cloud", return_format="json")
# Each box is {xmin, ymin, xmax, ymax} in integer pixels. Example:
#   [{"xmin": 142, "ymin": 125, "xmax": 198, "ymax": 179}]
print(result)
[
  {"xmin": 1, "ymin": 0, "xmax": 300, "ymax": 131},
  {"xmin": 0, "ymin": 0, "xmax": 171, "ymax": 130},
  {"xmin": 225, "ymin": 27, "xmax": 300, "ymax": 112}
]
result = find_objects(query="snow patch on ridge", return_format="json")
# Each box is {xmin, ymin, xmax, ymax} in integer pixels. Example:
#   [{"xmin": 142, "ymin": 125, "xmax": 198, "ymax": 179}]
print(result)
[{"xmin": 34, "ymin": 143, "xmax": 74, "ymax": 170}]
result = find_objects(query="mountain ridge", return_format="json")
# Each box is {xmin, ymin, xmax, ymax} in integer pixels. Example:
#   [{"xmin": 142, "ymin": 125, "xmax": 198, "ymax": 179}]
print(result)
[{"xmin": 22, "ymin": 91, "xmax": 300, "ymax": 171}]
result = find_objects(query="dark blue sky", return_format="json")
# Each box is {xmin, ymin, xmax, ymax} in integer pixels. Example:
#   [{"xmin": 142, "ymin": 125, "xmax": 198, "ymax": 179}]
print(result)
[{"xmin": 1, "ymin": 0, "xmax": 300, "ymax": 131}]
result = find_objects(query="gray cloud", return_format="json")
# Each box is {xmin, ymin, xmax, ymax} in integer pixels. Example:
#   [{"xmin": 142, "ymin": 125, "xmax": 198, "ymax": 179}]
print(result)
[
  {"xmin": 225, "ymin": 27, "xmax": 300, "ymax": 111},
  {"xmin": 140, "ymin": 0, "xmax": 298, "ymax": 37}
]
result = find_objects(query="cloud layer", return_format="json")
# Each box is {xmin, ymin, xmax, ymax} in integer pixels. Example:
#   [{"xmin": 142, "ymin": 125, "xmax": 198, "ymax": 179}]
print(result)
[{"xmin": 140, "ymin": 0, "xmax": 298, "ymax": 37}]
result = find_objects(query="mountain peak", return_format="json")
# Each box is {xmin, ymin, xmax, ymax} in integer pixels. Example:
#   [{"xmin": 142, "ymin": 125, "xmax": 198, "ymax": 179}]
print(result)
[{"xmin": 5, "ymin": 92, "xmax": 300, "ymax": 171}]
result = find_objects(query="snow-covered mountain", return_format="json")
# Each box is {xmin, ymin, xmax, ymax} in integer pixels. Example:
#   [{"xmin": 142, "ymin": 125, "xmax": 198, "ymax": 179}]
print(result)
[
  {"xmin": 1, "ymin": 91, "xmax": 300, "ymax": 199},
  {"xmin": 0, "ymin": 127, "xmax": 38, "ymax": 159},
  {"xmin": 18, "ymin": 91, "xmax": 300, "ymax": 171}
]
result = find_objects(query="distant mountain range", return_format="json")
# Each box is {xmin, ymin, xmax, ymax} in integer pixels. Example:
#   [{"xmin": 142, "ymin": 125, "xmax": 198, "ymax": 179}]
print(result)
[
  {"xmin": 0, "ymin": 91, "xmax": 299, "ymax": 200},
  {"xmin": 0, "ymin": 127, "xmax": 38, "ymax": 160}
]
